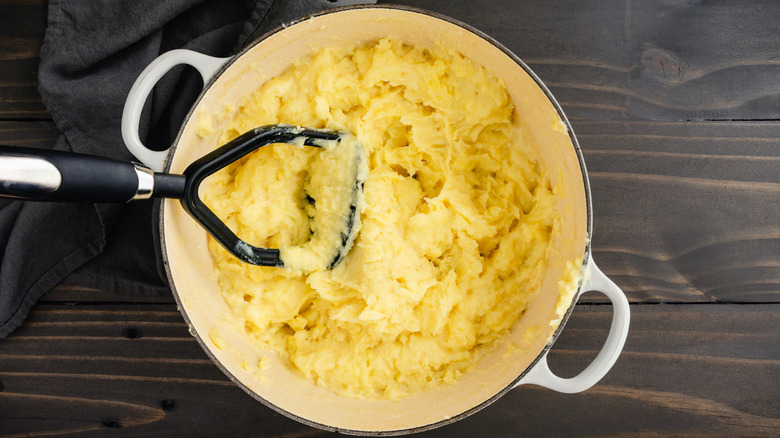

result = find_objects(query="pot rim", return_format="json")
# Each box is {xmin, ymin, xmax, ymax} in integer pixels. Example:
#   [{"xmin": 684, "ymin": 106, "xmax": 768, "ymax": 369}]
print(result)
[{"xmin": 159, "ymin": 4, "xmax": 594, "ymax": 435}]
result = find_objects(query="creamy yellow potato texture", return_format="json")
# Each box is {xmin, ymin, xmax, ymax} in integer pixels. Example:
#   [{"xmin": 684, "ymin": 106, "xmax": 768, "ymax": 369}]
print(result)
[{"xmin": 202, "ymin": 38, "xmax": 558, "ymax": 399}]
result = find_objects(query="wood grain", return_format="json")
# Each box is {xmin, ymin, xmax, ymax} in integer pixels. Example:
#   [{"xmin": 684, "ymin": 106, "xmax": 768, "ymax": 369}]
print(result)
[
  {"xmin": 40, "ymin": 283, "xmax": 176, "ymax": 304},
  {"xmin": 575, "ymin": 121, "xmax": 780, "ymax": 304},
  {"xmin": 1, "ymin": 303, "xmax": 777, "ymax": 437},
  {"xmin": 389, "ymin": 0, "xmax": 780, "ymax": 121},
  {"xmin": 0, "ymin": 120, "xmax": 59, "ymax": 146},
  {"xmin": 2, "ymin": 1, "xmax": 780, "ymax": 122},
  {"xmin": 0, "ymin": 0, "xmax": 48, "ymax": 119}
]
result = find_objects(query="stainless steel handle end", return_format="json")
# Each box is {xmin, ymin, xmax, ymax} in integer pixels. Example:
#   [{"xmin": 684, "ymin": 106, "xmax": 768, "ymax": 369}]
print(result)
[{"xmin": 0, "ymin": 155, "xmax": 62, "ymax": 199}]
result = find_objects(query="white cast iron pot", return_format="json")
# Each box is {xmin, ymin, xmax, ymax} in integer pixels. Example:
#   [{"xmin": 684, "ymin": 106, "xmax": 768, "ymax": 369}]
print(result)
[{"xmin": 121, "ymin": 5, "xmax": 629, "ymax": 435}]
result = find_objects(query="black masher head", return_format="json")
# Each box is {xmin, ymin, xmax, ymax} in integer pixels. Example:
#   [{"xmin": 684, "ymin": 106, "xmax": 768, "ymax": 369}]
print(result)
[
  {"xmin": 180, "ymin": 124, "xmax": 367, "ymax": 271},
  {"xmin": 0, "ymin": 124, "xmax": 366, "ymax": 272}
]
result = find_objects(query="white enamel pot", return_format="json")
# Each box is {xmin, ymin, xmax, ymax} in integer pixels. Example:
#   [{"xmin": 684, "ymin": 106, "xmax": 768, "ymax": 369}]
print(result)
[{"xmin": 121, "ymin": 5, "xmax": 629, "ymax": 435}]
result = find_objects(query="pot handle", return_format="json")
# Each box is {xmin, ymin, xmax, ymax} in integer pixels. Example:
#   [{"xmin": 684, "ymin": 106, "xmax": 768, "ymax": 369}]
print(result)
[
  {"xmin": 515, "ymin": 257, "xmax": 630, "ymax": 393},
  {"xmin": 121, "ymin": 49, "xmax": 229, "ymax": 172}
]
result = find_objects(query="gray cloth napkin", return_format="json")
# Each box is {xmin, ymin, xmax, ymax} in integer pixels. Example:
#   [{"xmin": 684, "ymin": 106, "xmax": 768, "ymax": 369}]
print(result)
[{"xmin": 0, "ymin": 0, "xmax": 375, "ymax": 338}]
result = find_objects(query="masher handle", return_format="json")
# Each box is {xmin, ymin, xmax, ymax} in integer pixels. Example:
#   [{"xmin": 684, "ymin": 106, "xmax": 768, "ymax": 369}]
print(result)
[{"xmin": 0, "ymin": 145, "xmax": 185, "ymax": 203}]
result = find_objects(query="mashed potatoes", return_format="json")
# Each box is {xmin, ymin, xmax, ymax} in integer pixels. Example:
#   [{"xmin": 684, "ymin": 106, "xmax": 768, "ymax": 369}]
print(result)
[{"xmin": 201, "ymin": 38, "xmax": 558, "ymax": 399}]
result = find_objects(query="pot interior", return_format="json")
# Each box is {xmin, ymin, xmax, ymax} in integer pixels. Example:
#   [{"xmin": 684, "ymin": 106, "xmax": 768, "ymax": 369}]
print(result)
[{"xmin": 161, "ymin": 6, "xmax": 588, "ymax": 434}]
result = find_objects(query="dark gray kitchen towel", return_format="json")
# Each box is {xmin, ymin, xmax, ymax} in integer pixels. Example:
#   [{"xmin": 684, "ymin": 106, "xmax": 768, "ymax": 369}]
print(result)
[{"xmin": 0, "ymin": 0, "xmax": 375, "ymax": 338}]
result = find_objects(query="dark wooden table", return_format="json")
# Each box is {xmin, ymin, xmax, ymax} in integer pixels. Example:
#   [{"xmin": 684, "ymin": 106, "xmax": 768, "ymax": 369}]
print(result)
[{"xmin": 1, "ymin": 1, "xmax": 778, "ymax": 436}]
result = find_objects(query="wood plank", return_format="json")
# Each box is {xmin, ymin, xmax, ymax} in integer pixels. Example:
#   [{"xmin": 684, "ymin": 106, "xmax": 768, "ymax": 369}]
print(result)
[
  {"xmin": 0, "ymin": 0, "xmax": 49, "ymax": 119},
  {"xmin": 1, "ymin": 303, "xmax": 777, "ymax": 436},
  {"xmin": 575, "ymin": 121, "xmax": 780, "ymax": 304},
  {"xmin": 2, "ymin": 0, "xmax": 779, "ymax": 122},
  {"xmin": 389, "ymin": 0, "xmax": 780, "ymax": 121},
  {"xmin": 0, "ymin": 120, "xmax": 59, "ymax": 146},
  {"xmin": 40, "ymin": 283, "xmax": 175, "ymax": 304}
]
